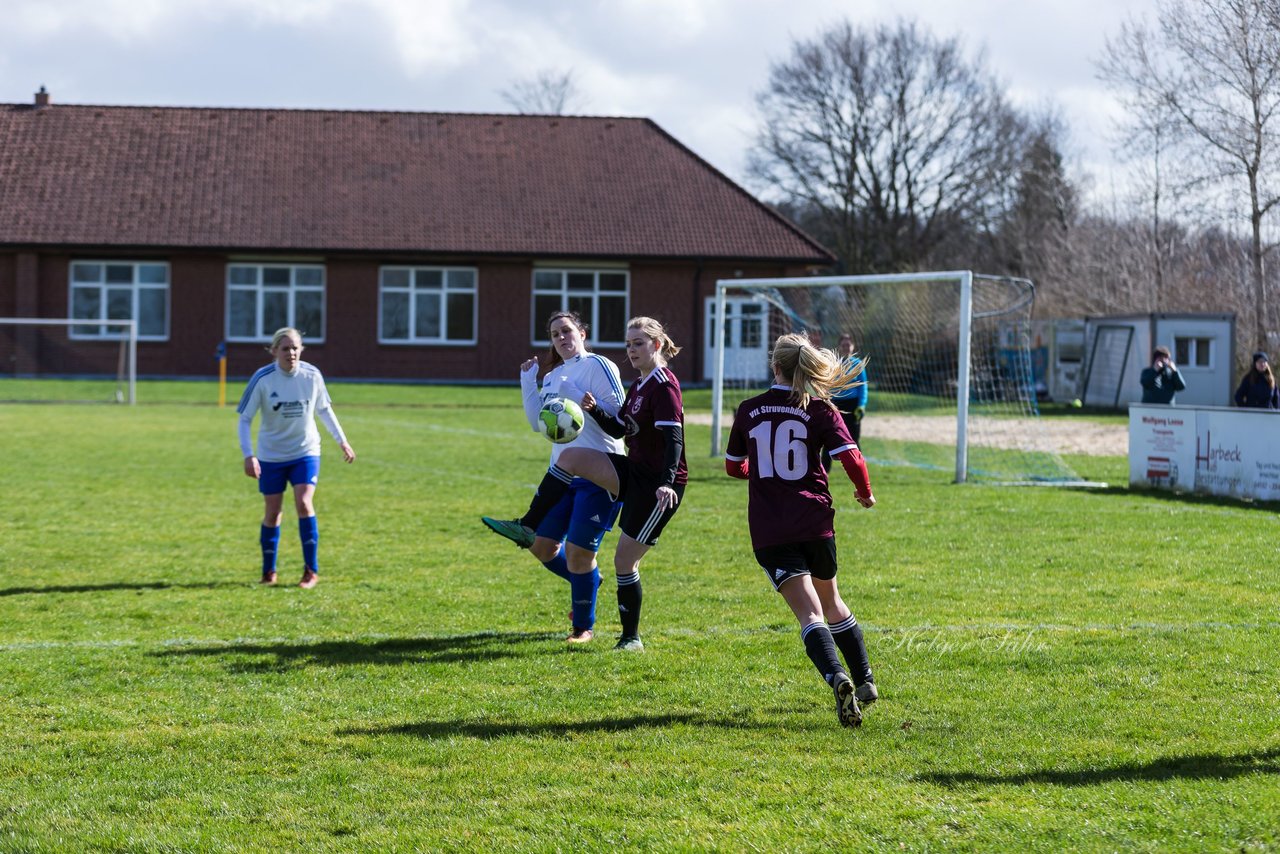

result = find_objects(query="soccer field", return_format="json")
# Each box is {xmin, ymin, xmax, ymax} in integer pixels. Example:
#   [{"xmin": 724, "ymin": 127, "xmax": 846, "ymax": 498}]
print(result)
[{"xmin": 2, "ymin": 382, "xmax": 1278, "ymax": 851}]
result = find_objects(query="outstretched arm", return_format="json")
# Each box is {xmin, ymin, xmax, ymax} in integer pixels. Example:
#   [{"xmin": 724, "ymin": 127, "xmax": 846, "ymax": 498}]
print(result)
[
  {"xmin": 581, "ymin": 392, "xmax": 627, "ymax": 438},
  {"xmin": 834, "ymin": 446, "xmax": 875, "ymax": 508}
]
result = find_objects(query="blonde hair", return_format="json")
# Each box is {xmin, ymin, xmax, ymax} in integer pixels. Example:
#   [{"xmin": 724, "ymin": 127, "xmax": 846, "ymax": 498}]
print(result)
[
  {"xmin": 268, "ymin": 327, "xmax": 303, "ymax": 352},
  {"xmin": 770, "ymin": 332, "xmax": 866, "ymax": 408},
  {"xmin": 627, "ymin": 316, "xmax": 682, "ymax": 362}
]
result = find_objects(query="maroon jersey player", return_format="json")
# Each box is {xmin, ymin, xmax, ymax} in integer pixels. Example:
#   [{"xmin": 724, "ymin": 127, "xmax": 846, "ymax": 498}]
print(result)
[{"xmin": 725, "ymin": 332, "xmax": 878, "ymax": 727}]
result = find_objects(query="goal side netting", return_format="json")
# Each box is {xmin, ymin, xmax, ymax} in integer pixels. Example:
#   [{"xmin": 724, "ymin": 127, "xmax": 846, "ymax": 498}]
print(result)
[
  {"xmin": 709, "ymin": 272, "xmax": 1085, "ymax": 485},
  {"xmin": 0, "ymin": 318, "xmax": 136, "ymax": 404}
]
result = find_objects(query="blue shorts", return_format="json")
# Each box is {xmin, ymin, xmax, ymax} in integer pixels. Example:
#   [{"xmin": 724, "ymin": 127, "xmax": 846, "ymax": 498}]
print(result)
[
  {"xmin": 536, "ymin": 478, "xmax": 621, "ymax": 553},
  {"xmin": 259, "ymin": 456, "xmax": 320, "ymax": 495}
]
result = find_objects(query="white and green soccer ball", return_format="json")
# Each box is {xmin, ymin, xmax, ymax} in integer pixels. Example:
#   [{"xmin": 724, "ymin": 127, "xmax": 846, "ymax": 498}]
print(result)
[{"xmin": 539, "ymin": 397, "xmax": 585, "ymax": 444}]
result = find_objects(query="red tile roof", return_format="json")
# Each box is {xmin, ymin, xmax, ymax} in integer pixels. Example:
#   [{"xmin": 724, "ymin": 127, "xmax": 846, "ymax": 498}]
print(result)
[{"xmin": 0, "ymin": 102, "xmax": 832, "ymax": 262}]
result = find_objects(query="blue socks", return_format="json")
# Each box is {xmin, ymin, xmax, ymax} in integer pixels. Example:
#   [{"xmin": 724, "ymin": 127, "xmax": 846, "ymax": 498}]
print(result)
[
  {"xmin": 570, "ymin": 567, "xmax": 600, "ymax": 631},
  {"xmin": 541, "ymin": 547, "xmax": 572, "ymax": 581},
  {"xmin": 299, "ymin": 516, "xmax": 319, "ymax": 572},
  {"xmin": 541, "ymin": 544, "xmax": 601, "ymax": 631},
  {"xmin": 260, "ymin": 525, "xmax": 280, "ymax": 576}
]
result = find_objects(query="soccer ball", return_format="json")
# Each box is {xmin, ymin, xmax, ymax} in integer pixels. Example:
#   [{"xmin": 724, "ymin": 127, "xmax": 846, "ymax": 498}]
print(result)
[{"xmin": 539, "ymin": 397, "xmax": 584, "ymax": 444}]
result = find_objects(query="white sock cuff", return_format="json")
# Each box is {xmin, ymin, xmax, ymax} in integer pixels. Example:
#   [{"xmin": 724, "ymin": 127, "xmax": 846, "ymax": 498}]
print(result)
[
  {"xmin": 828, "ymin": 615, "xmax": 858, "ymax": 633},
  {"xmin": 800, "ymin": 622, "xmax": 827, "ymax": 641}
]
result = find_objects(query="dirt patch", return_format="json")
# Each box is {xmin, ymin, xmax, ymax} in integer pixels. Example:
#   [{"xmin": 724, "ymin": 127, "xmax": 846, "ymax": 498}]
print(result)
[{"xmin": 690, "ymin": 412, "xmax": 1127, "ymax": 457}]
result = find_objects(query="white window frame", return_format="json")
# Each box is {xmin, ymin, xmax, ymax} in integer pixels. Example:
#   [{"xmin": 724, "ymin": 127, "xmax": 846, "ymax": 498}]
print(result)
[
  {"xmin": 225, "ymin": 263, "xmax": 326, "ymax": 343},
  {"xmin": 1174, "ymin": 336, "xmax": 1214, "ymax": 369},
  {"xmin": 68, "ymin": 260, "xmax": 170, "ymax": 341},
  {"xmin": 378, "ymin": 266, "xmax": 478, "ymax": 345},
  {"xmin": 530, "ymin": 268, "xmax": 630, "ymax": 347}
]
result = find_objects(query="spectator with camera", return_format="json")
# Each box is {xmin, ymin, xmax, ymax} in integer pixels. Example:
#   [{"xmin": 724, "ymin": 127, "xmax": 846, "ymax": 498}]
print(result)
[{"xmin": 1140, "ymin": 345, "xmax": 1186, "ymax": 404}]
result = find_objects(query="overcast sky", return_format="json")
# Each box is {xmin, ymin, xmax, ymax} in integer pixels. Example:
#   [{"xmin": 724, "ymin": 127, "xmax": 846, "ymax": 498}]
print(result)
[{"xmin": 3, "ymin": 0, "xmax": 1156, "ymax": 197}]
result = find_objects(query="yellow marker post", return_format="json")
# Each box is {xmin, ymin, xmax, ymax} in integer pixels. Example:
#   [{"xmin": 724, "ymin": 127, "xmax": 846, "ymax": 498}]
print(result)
[{"xmin": 216, "ymin": 341, "xmax": 227, "ymax": 407}]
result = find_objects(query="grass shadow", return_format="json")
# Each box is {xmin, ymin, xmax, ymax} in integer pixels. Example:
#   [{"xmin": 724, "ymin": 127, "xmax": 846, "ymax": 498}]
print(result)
[
  {"xmin": 921, "ymin": 747, "xmax": 1280, "ymax": 788},
  {"xmin": 1078, "ymin": 483, "xmax": 1280, "ymax": 512},
  {"xmin": 0, "ymin": 581, "xmax": 244, "ymax": 597},
  {"xmin": 341, "ymin": 712, "xmax": 757, "ymax": 740},
  {"xmin": 153, "ymin": 631, "xmax": 558, "ymax": 671}
]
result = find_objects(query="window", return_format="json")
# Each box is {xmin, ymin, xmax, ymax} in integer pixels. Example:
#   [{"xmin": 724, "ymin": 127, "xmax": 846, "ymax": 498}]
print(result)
[
  {"xmin": 531, "ymin": 269, "xmax": 629, "ymax": 346},
  {"xmin": 1174, "ymin": 336, "xmax": 1213, "ymax": 368},
  {"xmin": 740, "ymin": 303, "xmax": 763, "ymax": 348},
  {"xmin": 226, "ymin": 264, "xmax": 325, "ymax": 342},
  {"xmin": 379, "ymin": 266, "xmax": 477, "ymax": 344},
  {"xmin": 69, "ymin": 261, "xmax": 169, "ymax": 340}
]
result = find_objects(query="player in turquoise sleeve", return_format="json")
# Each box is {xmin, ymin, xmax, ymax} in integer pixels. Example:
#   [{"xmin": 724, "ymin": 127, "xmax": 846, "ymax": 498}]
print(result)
[
  {"xmin": 237, "ymin": 327, "xmax": 355, "ymax": 588},
  {"xmin": 831, "ymin": 333, "xmax": 867, "ymax": 445}
]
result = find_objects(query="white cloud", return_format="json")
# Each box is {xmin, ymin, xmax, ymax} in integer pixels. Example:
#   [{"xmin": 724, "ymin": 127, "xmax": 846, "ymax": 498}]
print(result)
[
  {"xmin": 1, "ymin": 0, "xmax": 1163, "ymax": 190},
  {"xmin": 365, "ymin": 0, "xmax": 480, "ymax": 74}
]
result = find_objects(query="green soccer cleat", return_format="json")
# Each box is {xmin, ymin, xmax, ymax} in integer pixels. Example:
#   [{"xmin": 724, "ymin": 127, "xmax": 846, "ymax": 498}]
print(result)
[
  {"xmin": 481, "ymin": 517, "xmax": 536, "ymax": 548},
  {"xmin": 834, "ymin": 675, "xmax": 863, "ymax": 728},
  {"xmin": 613, "ymin": 636, "xmax": 645, "ymax": 652}
]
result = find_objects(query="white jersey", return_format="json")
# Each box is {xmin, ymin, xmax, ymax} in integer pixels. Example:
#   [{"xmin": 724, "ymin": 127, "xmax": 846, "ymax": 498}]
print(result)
[
  {"xmin": 237, "ymin": 361, "xmax": 346, "ymax": 462},
  {"xmin": 522, "ymin": 352, "xmax": 626, "ymax": 465}
]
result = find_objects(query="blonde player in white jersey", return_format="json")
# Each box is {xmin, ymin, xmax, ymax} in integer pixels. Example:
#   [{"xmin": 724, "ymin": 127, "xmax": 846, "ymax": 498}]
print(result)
[
  {"xmin": 237, "ymin": 327, "xmax": 355, "ymax": 588},
  {"xmin": 483, "ymin": 310, "xmax": 626, "ymax": 643}
]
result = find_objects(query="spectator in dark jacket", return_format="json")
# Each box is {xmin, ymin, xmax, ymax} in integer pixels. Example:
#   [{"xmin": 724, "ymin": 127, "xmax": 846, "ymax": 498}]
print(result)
[
  {"xmin": 1233, "ymin": 351, "xmax": 1280, "ymax": 409},
  {"xmin": 1140, "ymin": 346, "xmax": 1186, "ymax": 404}
]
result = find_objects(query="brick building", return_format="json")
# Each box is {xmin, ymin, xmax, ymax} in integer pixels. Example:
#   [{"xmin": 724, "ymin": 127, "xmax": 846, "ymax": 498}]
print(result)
[{"xmin": 0, "ymin": 89, "xmax": 832, "ymax": 382}]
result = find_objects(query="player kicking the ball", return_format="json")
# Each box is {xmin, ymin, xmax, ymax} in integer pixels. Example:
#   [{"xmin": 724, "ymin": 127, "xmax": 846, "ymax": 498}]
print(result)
[
  {"xmin": 482, "ymin": 310, "xmax": 627, "ymax": 644},
  {"xmin": 725, "ymin": 332, "xmax": 878, "ymax": 727},
  {"xmin": 485, "ymin": 316, "xmax": 687, "ymax": 652}
]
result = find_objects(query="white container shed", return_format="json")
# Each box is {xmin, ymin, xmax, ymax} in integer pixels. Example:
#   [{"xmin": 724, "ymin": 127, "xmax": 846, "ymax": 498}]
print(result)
[{"xmin": 1080, "ymin": 313, "xmax": 1235, "ymax": 408}]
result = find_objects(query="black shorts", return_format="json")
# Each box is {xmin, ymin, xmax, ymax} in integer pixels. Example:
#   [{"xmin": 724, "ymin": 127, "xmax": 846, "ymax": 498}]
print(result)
[
  {"xmin": 753, "ymin": 537, "xmax": 838, "ymax": 591},
  {"xmin": 607, "ymin": 452, "xmax": 685, "ymax": 547}
]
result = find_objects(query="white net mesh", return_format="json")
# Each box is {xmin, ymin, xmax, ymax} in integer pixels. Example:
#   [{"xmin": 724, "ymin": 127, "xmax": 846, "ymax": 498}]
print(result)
[
  {"xmin": 0, "ymin": 319, "xmax": 135, "ymax": 403},
  {"xmin": 711, "ymin": 273, "xmax": 1083, "ymax": 484}
]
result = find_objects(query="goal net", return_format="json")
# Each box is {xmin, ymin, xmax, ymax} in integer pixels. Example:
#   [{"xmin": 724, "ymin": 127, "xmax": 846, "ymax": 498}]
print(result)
[
  {"xmin": 0, "ymin": 318, "xmax": 136, "ymax": 404},
  {"xmin": 709, "ymin": 272, "xmax": 1085, "ymax": 484}
]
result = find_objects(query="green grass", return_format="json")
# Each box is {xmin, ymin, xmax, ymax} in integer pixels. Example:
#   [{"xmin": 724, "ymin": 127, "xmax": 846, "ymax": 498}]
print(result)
[{"xmin": 2, "ymin": 381, "xmax": 1278, "ymax": 851}]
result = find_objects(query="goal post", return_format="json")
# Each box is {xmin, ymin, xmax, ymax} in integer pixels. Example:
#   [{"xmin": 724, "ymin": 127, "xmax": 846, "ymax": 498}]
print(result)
[
  {"xmin": 709, "ymin": 271, "xmax": 1087, "ymax": 485},
  {"xmin": 0, "ymin": 317, "xmax": 136, "ymax": 404}
]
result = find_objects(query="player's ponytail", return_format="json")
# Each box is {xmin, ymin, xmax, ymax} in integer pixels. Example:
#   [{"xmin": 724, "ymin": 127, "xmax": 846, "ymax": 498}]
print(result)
[{"xmin": 770, "ymin": 332, "xmax": 866, "ymax": 408}]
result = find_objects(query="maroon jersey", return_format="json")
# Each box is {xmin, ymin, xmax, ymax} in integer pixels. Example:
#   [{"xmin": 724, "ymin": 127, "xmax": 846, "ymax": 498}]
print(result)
[
  {"xmin": 621, "ymin": 366, "xmax": 688, "ymax": 486},
  {"xmin": 725, "ymin": 385, "xmax": 858, "ymax": 549}
]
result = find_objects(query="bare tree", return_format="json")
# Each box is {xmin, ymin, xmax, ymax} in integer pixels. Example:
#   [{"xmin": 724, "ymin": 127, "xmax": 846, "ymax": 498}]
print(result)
[
  {"xmin": 1099, "ymin": 0, "xmax": 1280, "ymax": 351},
  {"xmin": 500, "ymin": 68, "xmax": 586, "ymax": 115},
  {"xmin": 748, "ymin": 19, "xmax": 1030, "ymax": 273}
]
